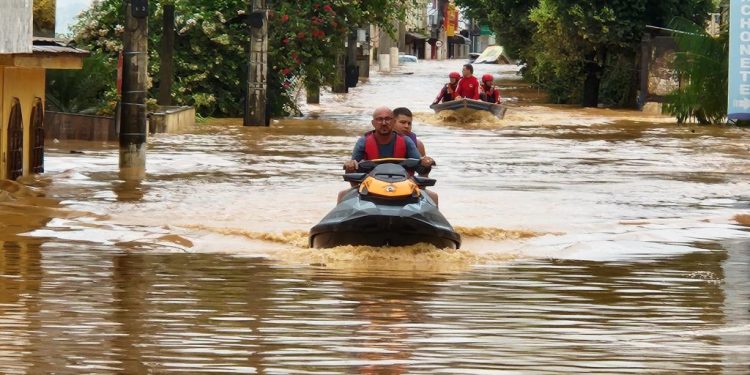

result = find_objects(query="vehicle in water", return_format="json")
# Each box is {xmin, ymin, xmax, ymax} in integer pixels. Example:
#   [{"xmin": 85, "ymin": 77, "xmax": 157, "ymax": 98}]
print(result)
[
  {"xmin": 430, "ymin": 98, "xmax": 508, "ymax": 119},
  {"xmin": 309, "ymin": 159, "xmax": 461, "ymax": 249}
]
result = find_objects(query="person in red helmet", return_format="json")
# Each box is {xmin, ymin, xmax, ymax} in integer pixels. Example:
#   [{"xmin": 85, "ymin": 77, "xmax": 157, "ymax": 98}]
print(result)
[
  {"xmin": 432, "ymin": 71, "xmax": 461, "ymax": 105},
  {"xmin": 479, "ymin": 74, "xmax": 502, "ymax": 104},
  {"xmin": 454, "ymin": 64, "xmax": 480, "ymax": 100}
]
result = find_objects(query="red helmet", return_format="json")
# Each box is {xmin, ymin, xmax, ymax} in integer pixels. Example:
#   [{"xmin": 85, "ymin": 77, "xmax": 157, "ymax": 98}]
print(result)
[
  {"xmin": 482, "ymin": 74, "xmax": 494, "ymax": 82},
  {"xmin": 449, "ymin": 71, "xmax": 461, "ymax": 79}
]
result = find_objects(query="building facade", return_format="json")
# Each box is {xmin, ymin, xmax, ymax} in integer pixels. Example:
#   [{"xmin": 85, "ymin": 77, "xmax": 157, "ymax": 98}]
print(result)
[{"xmin": 0, "ymin": 0, "xmax": 86, "ymax": 180}]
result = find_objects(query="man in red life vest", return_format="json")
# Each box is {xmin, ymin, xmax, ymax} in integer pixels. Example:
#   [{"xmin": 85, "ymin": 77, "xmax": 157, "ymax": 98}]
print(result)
[
  {"xmin": 344, "ymin": 107, "xmax": 434, "ymax": 172},
  {"xmin": 432, "ymin": 71, "xmax": 461, "ymax": 105},
  {"xmin": 340, "ymin": 107, "xmax": 435, "ymax": 202},
  {"xmin": 454, "ymin": 64, "xmax": 480, "ymax": 100},
  {"xmin": 479, "ymin": 74, "xmax": 502, "ymax": 104}
]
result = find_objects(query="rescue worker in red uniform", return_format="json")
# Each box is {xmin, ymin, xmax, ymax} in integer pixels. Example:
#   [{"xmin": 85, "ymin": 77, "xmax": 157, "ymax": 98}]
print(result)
[
  {"xmin": 454, "ymin": 64, "xmax": 480, "ymax": 100},
  {"xmin": 479, "ymin": 74, "xmax": 502, "ymax": 104},
  {"xmin": 432, "ymin": 72, "xmax": 461, "ymax": 105}
]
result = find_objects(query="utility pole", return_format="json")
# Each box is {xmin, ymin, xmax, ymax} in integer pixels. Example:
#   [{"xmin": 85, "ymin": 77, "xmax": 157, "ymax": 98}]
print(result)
[
  {"xmin": 244, "ymin": 0, "xmax": 269, "ymax": 126},
  {"xmin": 157, "ymin": 3, "xmax": 174, "ymax": 106},
  {"xmin": 119, "ymin": 0, "xmax": 148, "ymax": 181},
  {"xmin": 332, "ymin": 40, "xmax": 347, "ymax": 93}
]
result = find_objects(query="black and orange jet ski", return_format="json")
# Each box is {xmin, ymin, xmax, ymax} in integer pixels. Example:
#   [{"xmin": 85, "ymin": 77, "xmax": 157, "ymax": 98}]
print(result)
[{"xmin": 309, "ymin": 158, "xmax": 461, "ymax": 249}]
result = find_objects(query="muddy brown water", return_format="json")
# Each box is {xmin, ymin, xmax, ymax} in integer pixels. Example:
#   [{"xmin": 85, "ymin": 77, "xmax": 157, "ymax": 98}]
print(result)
[{"xmin": 1, "ymin": 61, "xmax": 749, "ymax": 373}]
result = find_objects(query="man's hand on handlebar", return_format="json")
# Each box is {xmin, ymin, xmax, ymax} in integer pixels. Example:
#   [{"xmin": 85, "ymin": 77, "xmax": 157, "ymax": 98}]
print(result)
[
  {"xmin": 343, "ymin": 160, "xmax": 358, "ymax": 172},
  {"xmin": 419, "ymin": 156, "xmax": 435, "ymax": 168}
]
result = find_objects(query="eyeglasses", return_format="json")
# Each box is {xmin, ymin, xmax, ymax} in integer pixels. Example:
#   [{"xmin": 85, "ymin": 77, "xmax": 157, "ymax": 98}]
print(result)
[{"xmin": 373, "ymin": 117, "xmax": 393, "ymax": 123}]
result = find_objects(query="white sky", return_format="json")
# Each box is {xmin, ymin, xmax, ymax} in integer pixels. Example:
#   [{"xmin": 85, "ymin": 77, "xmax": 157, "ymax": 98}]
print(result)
[{"xmin": 55, "ymin": 0, "xmax": 93, "ymax": 36}]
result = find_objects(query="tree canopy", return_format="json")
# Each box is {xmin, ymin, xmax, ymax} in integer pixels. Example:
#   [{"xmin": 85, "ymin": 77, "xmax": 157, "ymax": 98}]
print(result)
[
  {"xmin": 456, "ymin": 0, "xmax": 714, "ymax": 106},
  {"xmin": 67, "ymin": 0, "xmax": 415, "ymax": 117}
]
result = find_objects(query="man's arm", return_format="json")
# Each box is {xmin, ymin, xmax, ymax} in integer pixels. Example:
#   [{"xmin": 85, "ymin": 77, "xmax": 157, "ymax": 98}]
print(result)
[
  {"xmin": 416, "ymin": 139, "xmax": 426, "ymax": 157},
  {"xmin": 404, "ymin": 137, "xmax": 434, "ymax": 175},
  {"xmin": 345, "ymin": 137, "xmax": 366, "ymax": 172},
  {"xmin": 433, "ymin": 86, "xmax": 446, "ymax": 104},
  {"xmin": 454, "ymin": 79, "xmax": 464, "ymax": 99}
]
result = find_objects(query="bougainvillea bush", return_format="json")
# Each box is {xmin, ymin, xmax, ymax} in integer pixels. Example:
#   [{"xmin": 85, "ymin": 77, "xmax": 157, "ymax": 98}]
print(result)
[{"xmin": 70, "ymin": 0, "xmax": 415, "ymax": 117}]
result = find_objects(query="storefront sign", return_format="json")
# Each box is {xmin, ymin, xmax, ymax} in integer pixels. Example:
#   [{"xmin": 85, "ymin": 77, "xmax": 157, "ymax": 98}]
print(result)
[{"xmin": 728, "ymin": 0, "xmax": 750, "ymax": 120}]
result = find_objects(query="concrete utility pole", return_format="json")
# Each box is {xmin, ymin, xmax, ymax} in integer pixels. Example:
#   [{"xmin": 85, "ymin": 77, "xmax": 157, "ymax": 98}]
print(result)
[
  {"xmin": 332, "ymin": 40, "xmax": 347, "ymax": 93},
  {"xmin": 378, "ymin": 27, "xmax": 392, "ymax": 72},
  {"xmin": 157, "ymin": 3, "xmax": 174, "ymax": 106},
  {"xmin": 244, "ymin": 0, "xmax": 269, "ymax": 126},
  {"xmin": 119, "ymin": 0, "xmax": 148, "ymax": 181}
]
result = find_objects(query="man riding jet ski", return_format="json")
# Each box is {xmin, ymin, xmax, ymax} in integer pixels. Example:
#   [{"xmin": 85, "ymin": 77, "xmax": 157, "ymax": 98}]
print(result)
[
  {"xmin": 309, "ymin": 158, "xmax": 461, "ymax": 249},
  {"xmin": 310, "ymin": 106, "xmax": 460, "ymax": 249}
]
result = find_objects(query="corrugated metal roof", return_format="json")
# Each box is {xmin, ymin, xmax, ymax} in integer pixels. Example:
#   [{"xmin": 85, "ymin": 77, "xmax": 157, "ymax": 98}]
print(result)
[{"xmin": 29, "ymin": 38, "xmax": 89, "ymax": 57}]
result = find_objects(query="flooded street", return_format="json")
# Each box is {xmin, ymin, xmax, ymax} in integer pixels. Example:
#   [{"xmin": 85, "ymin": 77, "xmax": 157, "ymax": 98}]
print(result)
[{"xmin": 2, "ymin": 60, "xmax": 750, "ymax": 373}]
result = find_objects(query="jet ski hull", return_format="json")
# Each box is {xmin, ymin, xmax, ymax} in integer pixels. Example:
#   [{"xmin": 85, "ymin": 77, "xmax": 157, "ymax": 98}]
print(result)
[
  {"xmin": 309, "ymin": 190, "xmax": 461, "ymax": 249},
  {"xmin": 430, "ymin": 98, "xmax": 507, "ymax": 119}
]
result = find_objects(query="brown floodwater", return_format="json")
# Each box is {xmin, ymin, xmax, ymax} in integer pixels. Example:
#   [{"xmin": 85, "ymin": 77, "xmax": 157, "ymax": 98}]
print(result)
[{"xmin": 1, "ymin": 60, "xmax": 749, "ymax": 373}]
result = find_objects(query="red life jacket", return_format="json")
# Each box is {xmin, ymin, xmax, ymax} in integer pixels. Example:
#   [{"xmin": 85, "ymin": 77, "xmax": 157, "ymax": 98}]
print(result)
[
  {"xmin": 364, "ymin": 132, "xmax": 407, "ymax": 160},
  {"xmin": 482, "ymin": 85, "xmax": 501, "ymax": 103}
]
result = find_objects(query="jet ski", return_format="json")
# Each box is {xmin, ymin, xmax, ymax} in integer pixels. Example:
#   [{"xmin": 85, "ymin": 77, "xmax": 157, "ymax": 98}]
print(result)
[{"xmin": 309, "ymin": 158, "xmax": 461, "ymax": 249}]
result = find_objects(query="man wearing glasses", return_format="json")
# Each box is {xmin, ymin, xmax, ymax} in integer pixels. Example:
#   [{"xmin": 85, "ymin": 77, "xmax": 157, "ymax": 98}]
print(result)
[{"xmin": 344, "ymin": 106, "xmax": 435, "ymax": 173}]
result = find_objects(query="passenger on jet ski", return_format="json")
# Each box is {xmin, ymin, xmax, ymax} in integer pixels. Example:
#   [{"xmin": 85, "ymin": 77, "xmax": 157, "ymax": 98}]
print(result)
[
  {"xmin": 392, "ymin": 107, "xmax": 439, "ymax": 205},
  {"xmin": 392, "ymin": 107, "xmax": 426, "ymax": 157}
]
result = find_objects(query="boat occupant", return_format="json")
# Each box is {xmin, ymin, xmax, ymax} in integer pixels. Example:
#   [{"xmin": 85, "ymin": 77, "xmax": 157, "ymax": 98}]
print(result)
[
  {"xmin": 454, "ymin": 63, "xmax": 480, "ymax": 100},
  {"xmin": 432, "ymin": 71, "xmax": 461, "ymax": 105},
  {"xmin": 479, "ymin": 74, "xmax": 502, "ymax": 104}
]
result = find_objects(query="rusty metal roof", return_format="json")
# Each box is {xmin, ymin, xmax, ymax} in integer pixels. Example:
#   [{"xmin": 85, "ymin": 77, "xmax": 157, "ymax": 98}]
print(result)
[{"xmin": 30, "ymin": 37, "xmax": 89, "ymax": 56}]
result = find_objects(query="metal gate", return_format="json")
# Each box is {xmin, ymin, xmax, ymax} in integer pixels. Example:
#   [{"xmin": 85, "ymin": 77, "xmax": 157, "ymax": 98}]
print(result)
[
  {"xmin": 30, "ymin": 97, "xmax": 44, "ymax": 174},
  {"xmin": 7, "ymin": 98, "xmax": 24, "ymax": 180}
]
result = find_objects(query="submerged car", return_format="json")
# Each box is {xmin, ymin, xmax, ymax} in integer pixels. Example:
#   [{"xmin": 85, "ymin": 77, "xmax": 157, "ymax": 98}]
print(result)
[{"xmin": 398, "ymin": 54, "xmax": 418, "ymax": 63}]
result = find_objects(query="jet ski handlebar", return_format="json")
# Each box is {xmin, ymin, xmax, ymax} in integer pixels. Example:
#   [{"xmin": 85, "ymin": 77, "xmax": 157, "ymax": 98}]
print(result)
[
  {"xmin": 356, "ymin": 158, "xmax": 421, "ymax": 173},
  {"xmin": 343, "ymin": 158, "xmax": 436, "ymax": 187}
]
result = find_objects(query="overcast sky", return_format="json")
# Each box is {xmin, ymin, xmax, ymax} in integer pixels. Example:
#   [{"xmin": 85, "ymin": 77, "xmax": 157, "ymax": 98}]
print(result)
[{"xmin": 55, "ymin": 0, "xmax": 93, "ymax": 36}]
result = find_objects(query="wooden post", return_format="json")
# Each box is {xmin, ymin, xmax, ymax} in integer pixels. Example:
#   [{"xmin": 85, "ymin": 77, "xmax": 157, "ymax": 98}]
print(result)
[
  {"xmin": 244, "ymin": 0, "xmax": 269, "ymax": 126},
  {"xmin": 157, "ymin": 3, "xmax": 174, "ymax": 106},
  {"xmin": 119, "ymin": 0, "xmax": 148, "ymax": 181}
]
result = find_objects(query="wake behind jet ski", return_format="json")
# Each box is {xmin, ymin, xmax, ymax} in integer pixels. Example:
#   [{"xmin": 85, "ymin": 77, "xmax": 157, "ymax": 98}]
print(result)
[{"xmin": 309, "ymin": 158, "xmax": 461, "ymax": 249}]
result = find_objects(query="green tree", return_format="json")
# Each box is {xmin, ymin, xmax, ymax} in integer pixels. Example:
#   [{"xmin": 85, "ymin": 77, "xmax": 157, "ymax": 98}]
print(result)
[
  {"xmin": 456, "ymin": 0, "xmax": 714, "ymax": 107},
  {"xmin": 663, "ymin": 18, "xmax": 727, "ymax": 124},
  {"xmin": 67, "ymin": 0, "xmax": 415, "ymax": 117}
]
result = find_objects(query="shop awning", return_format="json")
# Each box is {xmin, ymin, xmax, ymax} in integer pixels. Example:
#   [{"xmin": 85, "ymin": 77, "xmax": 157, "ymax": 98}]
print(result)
[
  {"xmin": 405, "ymin": 31, "xmax": 428, "ymax": 41},
  {"xmin": 449, "ymin": 35, "xmax": 472, "ymax": 45}
]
